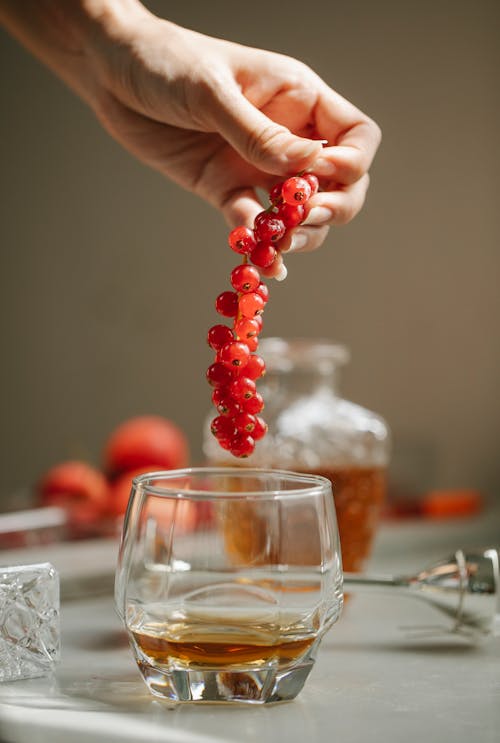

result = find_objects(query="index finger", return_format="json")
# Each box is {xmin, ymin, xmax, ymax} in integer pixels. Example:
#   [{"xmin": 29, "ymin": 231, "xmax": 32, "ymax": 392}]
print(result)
[{"xmin": 311, "ymin": 85, "xmax": 381, "ymax": 185}]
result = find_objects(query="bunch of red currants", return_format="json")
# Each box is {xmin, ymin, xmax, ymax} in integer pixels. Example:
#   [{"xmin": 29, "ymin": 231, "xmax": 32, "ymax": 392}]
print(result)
[{"xmin": 206, "ymin": 173, "xmax": 319, "ymax": 458}]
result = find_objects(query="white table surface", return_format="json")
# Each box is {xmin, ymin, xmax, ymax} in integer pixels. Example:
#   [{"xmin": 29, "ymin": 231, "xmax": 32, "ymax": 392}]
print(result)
[{"xmin": 1, "ymin": 512, "xmax": 499, "ymax": 743}]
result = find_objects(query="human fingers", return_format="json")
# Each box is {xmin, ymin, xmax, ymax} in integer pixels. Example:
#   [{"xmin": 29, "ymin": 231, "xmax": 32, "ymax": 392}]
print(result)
[
  {"xmin": 313, "ymin": 143, "xmax": 377, "ymax": 186},
  {"xmin": 220, "ymin": 187, "xmax": 265, "ymax": 229},
  {"xmin": 299, "ymin": 175, "xmax": 371, "ymax": 229},
  {"xmin": 311, "ymin": 86, "xmax": 381, "ymax": 185},
  {"xmin": 279, "ymin": 224, "xmax": 331, "ymax": 255},
  {"xmin": 259, "ymin": 251, "xmax": 288, "ymax": 281},
  {"xmin": 218, "ymin": 190, "xmax": 287, "ymax": 281},
  {"xmin": 207, "ymin": 81, "xmax": 323, "ymax": 176}
]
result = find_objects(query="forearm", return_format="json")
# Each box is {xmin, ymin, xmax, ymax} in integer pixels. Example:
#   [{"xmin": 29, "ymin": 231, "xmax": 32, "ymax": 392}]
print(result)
[{"xmin": 0, "ymin": 0, "xmax": 150, "ymax": 105}]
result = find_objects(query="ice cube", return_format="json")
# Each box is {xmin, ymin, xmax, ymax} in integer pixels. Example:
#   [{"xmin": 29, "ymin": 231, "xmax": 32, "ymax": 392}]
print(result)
[{"xmin": 0, "ymin": 562, "xmax": 60, "ymax": 682}]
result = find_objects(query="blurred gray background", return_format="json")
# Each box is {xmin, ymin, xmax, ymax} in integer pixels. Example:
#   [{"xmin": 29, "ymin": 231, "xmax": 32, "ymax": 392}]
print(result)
[{"xmin": 0, "ymin": 0, "xmax": 499, "ymax": 509}]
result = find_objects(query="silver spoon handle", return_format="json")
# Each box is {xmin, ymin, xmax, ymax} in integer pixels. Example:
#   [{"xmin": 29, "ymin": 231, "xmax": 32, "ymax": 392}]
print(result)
[{"xmin": 343, "ymin": 573, "xmax": 408, "ymax": 591}]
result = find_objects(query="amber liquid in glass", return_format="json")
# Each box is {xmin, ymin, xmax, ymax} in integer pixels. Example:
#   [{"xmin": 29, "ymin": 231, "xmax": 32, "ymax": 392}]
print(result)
[{"xmin": 132, "ymin": 625, "xmax": 316, "ymax": 667}]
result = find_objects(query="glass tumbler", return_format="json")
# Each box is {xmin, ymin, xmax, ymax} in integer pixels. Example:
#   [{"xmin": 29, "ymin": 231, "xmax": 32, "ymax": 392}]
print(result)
[{"xmin": 115, "ymin": 468, "xmax": 343, "ymax": 704}]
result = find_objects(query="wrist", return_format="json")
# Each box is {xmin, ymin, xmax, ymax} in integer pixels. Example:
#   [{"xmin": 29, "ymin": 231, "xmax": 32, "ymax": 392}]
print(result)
[
  {"xmin": 63, "ymin": 0, "xmax": 154, "ymax": 93},
  {"xmin": 75, "ymin": 2, "xmax": 187, "ymax": 99},
  {"xmin": 0, "ymin": 0, "xmax": 152, "ymax": 105}
]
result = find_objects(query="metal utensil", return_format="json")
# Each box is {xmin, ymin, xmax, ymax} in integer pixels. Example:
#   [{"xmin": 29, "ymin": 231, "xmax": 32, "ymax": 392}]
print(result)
[{"xmin": 344, "ymin": 547, "xmax": 500, "ymax": 640}]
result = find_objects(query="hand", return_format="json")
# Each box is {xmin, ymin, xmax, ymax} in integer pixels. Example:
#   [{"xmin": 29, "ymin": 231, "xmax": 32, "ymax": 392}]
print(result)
[
  {"xmin": 83, "ymin": 8, "xmax": 380, "ymax": 274},
  {"xmin": 1, "ymin": 1, "xmax": 381, "ymax": 276}
]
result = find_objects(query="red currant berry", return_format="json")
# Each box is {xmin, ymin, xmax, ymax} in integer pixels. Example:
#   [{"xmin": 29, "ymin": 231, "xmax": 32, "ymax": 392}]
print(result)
[
  {"xmin": 245, "ymin": 335, "xmax": 259, "ymax": 352},
  {"xmin": 207, "ymin": 324, "xmax": 234, "ymax": 351},
  {"xmin": 228, "ymin": 226, "xmax": 257, "ymax": 255},
  {"xmin": 241, "ymin": 392, "xmax": 264, "ymax": 414},
  {"xmin": 230, "ymin": 264, "xmax": 260, "ymax": 293},
  {"xmin": 211, "ymin": 388, "xmax": 225, "ymax": 407},
  {"xmin": 277, "ymin": 203, "xmax": 305, "ymax": 228},
  {"xmin": 269, "ymin": 181, "xmax": 284, "ymax": 205},
  {"xmin": 239, "ymin": 292, "xmax": 265, "ymax": 318},
  {"xmin": 219, "ymin": 341, "xmax": 250, "ymax": 369},
  {"xmin": 234, "ymin": 412, "xmax": 256, "ymax": 433},
  {"xmin": 215, "ymin": 393, "xmax": 241, "ymax": 417},
  {"xmin": 252, "ymin": 415, "xmax": 268, "ymax": 441},
  {"xmin": 281, "ymin": 176, "xmax": 312, "ymax": 205},
  {"xmin": 234, "ymin": 317, "xmax": 260, "ymax": 340},
  {"xmin": 215, "ymin": 291, "xmax": 239, "ymax": 318},
  {"xmin": 254, "ymin": 313, "xmax": 264, "ymax": 331},
  {"xmin": 254, "ymin": 211, "xmax": 286, "ymax": 243},
  {"xmin": 206, "ymin": 362, "xmax": 233, "ymax": 389},
  {"xmin": 211, "ymin": 415, "xmax": 237, "ymax": 441},
  {"xmin": 303, "ymin": 173, "xmax": 319, "ymax": 196},
  {"xmin": 230, "ymin": 433, "xmax": 255, "ymax": 458},
  {"xmin": 254, "ymin": 282, "xmax": 269, "ymax": 304},
  {"xmin": 250, "ymin": 242, "xmax": 277, "ymax": 268},
  {"xmin": 245, "ymin": 354, "xmax": 266, "ymax": 380},
  {"xmin": 229, "ymin": 376, "xmax": 256, "ymax": 400}
]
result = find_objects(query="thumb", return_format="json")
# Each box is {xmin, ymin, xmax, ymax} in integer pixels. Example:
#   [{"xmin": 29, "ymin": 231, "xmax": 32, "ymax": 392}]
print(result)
[{"xmin": 210, "ymin": 86, "xmax": 322, "ymax": 175}]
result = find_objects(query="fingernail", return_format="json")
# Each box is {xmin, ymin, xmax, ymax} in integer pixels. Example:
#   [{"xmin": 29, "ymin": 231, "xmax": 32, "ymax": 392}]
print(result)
[
  {"xmin": 274, "ymin": 263, "xmax": 288, "ymax": 281},
  {"xmin": 303, "ymin": 206, "xmax": 333, "ymax": 226},
  {"xmin": 286, "ymin": 139, "xmax": 321, "ymax": 162},
  {"xmin": 286, "ymin": 232, "xmax": 308, "ymax": 253},
  {"xmin": 312, "ymin": 157, "xmax": 337, "ymax": 177}
]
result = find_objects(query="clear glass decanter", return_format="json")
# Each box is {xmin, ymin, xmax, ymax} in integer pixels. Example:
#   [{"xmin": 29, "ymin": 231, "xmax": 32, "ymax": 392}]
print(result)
[{"xmin": 204, "ymin": 338, "xmax": 391, "ymax": 572}]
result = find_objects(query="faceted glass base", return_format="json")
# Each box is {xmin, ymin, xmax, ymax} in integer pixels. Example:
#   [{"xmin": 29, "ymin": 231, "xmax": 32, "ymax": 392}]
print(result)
[{"xmin": 137, "ymin": 659, "xmax": 314, "ymax": 704}]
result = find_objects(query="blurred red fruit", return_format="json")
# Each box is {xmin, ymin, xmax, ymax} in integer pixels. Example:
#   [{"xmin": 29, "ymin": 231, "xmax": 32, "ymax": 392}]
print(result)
[
  {"xmin": 107, "ymin": 465, "xmax": 164, "ymax": 517},
  {"xmin": 108, "ymin": 465, "xmax": 198, "ymax": 533},
  {"xmin": 194, "ymin": 501, "xmax": 215, "ymax": 528},
  {"xmin": 39, "ymin": 461, "xmax": 110, "ymax": 527},
  {"xmin": 148, "ymin": 497, "xmax": 197, "ymax": 536},
  {"xmin": 104, "ymin": 416, "xmax": 189, "ymax": 477}
]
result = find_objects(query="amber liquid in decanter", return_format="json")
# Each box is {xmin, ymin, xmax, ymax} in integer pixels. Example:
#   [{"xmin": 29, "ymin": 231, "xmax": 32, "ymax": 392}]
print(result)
[
  {"xmin": 219, "ymin": 465, "xmax": 386, "ymax": 571},
  {"xmin": 306, "ymin": 465, "xmax": 386, "ymax": 572}
]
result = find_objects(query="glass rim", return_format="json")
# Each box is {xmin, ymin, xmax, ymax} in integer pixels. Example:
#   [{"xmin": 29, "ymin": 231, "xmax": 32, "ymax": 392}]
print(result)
[{"xmin": 132, "ymin": 467, "xmax": 332, "ymax": 500}]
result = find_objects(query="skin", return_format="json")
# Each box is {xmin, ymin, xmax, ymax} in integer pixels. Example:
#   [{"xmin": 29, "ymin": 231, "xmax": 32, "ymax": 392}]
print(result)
[{"xmin": 0, "ymin": 0, "xmax": 381, "ymax": 278}]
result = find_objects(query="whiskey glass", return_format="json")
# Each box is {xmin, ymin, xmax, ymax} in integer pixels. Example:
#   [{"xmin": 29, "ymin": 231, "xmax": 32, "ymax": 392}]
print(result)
[{"xmin": 115, "ymin": 467, "xmax": 343, "ymax": 704}]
